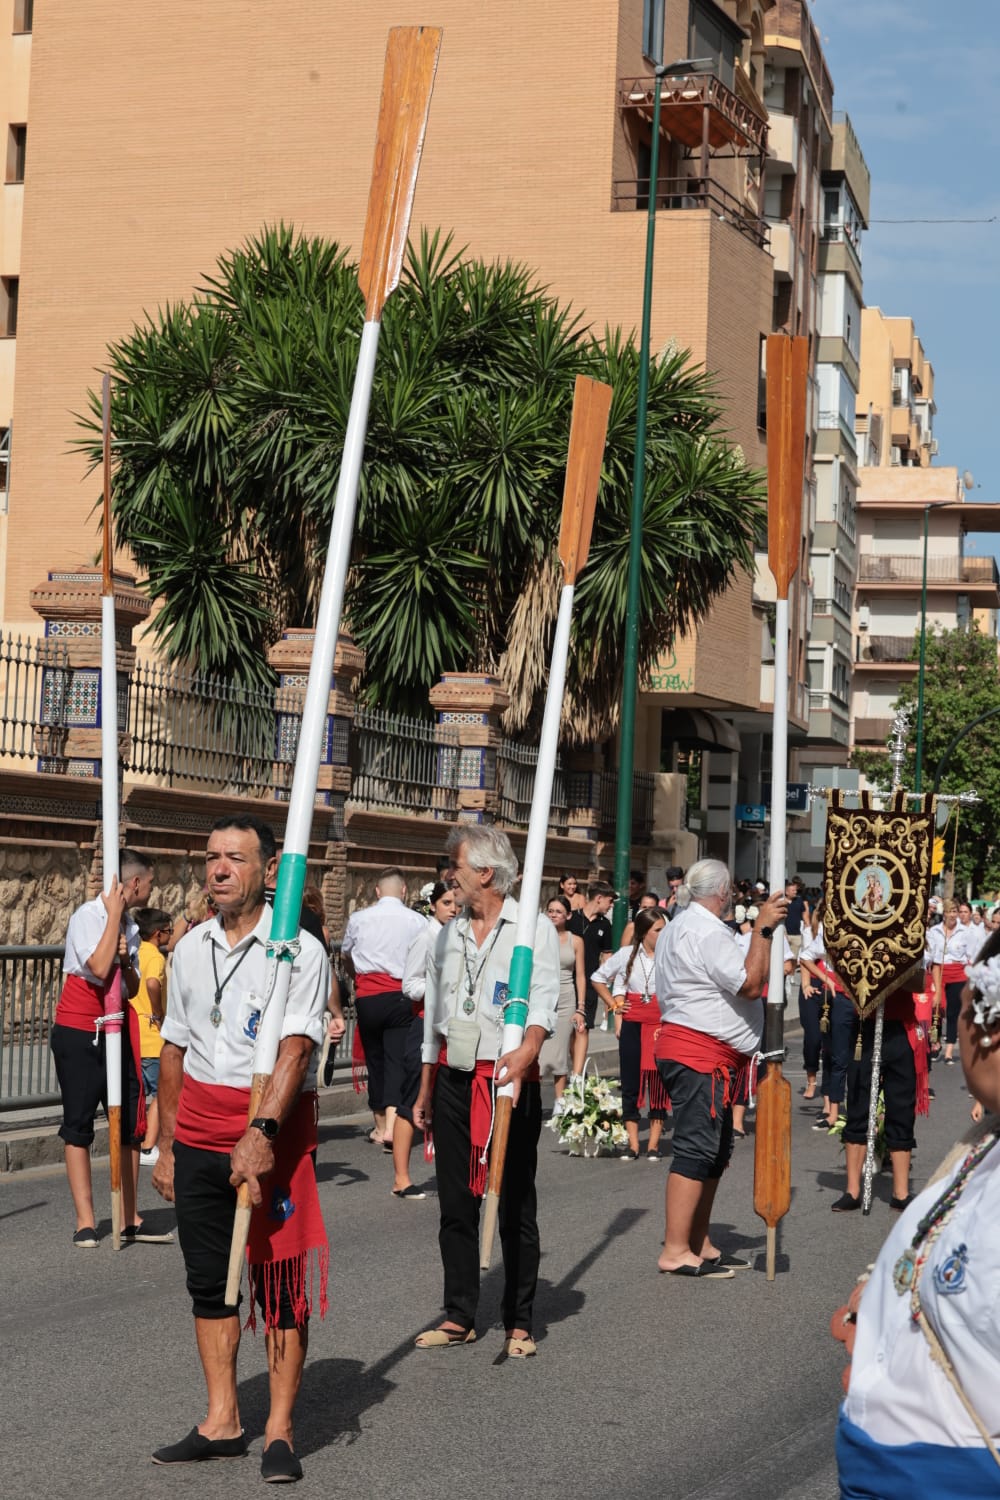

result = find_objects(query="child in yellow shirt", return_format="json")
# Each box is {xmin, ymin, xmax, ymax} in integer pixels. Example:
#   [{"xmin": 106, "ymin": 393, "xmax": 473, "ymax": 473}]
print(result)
[{"xmin": 132, "ymin": 908, "xmax": 173, "ymax": 1166}]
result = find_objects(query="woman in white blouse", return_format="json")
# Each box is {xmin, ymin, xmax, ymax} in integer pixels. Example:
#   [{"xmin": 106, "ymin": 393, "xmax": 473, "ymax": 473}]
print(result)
[
  {"xmin": 927, "ymin": 901, "xmax": 974, "ymax": 1066},
  {"xmin": 592, "ymin": 908, "xmax": 668, "ymax": 1160}
]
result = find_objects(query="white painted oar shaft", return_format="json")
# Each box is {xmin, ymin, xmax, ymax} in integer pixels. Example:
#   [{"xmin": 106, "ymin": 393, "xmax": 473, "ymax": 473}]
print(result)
[
  {"xmin": 495, "ymin": 582, "xmax": 574, "ymax": 1100},
  {"xmin": 252, "ymin": 320, "xmax": 381, "ymax": 1083},
  {"xmin": 285, "ymin": 320, "xmax": 380, "ymax": 862},
  {"xmin": 766, "ymin": 595, "xmax": 789, "ymax": 1003},
  {"xmin": 516, "ymin": 582, "xmax": 573, "ymax": 948},
  {"xmin": 101, "ymin": 594, "xmax": 122, "ymax": 1116}
]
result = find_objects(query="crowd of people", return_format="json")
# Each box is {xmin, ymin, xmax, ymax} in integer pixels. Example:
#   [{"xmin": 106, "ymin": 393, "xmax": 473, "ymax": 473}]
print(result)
[{"xmin": 48, "ymin": 827, "xmax": 1000, "ymax": 1484}]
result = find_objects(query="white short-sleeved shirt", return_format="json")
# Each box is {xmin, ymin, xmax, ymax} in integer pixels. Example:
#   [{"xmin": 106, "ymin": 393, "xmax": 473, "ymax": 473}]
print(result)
[
  {"xmin": 422, "ymin": 898, "xmax": 559, "ymax": 1065},
  {"xmin": 654, "ymin": 901, "xmax": 761, "ymax": 1056},
  {"xmin": 965, "ymin": 923, "xmax": 991, "ymax": 965},
  {"xmin": 590, "ymin": 946, "xmax": 629, "ymax": 990},
  {"xmin": 735, "ymin": 928, "xmax": 793, "ymax": 965},
  {"xmin": 160, "ymin": 907, "xmax": 329, "ymax": 1090},
  {"xmin": 846, "ymin": 1129, "xmax": 1000, "ymax": 1449},
  {"xmin": 926, "ymin": 922, "xmax": 975, "ymax": 969},
  {"xmin": 63, "ymin": 897, "xmax": 140, "ymax": 983},
  {"xmin": 402, "ymin": 916, "xmax": 442, "ymax": 1004},
  {"xmin": 798, "ymin": 926, "xmax": 826, "ymax": 965},
  {"xmin": 341, "ymin": 895, "xmax": 426, "ymax": 978}
]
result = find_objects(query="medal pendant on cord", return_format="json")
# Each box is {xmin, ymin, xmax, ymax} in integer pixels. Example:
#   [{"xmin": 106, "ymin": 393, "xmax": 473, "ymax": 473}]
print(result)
[
  {"xmin": 892, "ymin": 1248, "xmax": 916, "ymax": 1295},
  {"xmin": 210, "ymin": 1003, "xmax": 223, "ymax": 1029},
  {"xmin": 462, "ymin": 996, "xmax": 476, "ymax": 1017}
]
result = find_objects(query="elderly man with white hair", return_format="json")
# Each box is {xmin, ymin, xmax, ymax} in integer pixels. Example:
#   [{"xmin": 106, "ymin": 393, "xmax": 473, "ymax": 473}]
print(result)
[
  {"xmin": 413, "ymin": 825, "xmax": 559, "ymax": 1356},
  {"xmin": 653, "ymin": 858, "xmax": 787, "ymax": 1277}
]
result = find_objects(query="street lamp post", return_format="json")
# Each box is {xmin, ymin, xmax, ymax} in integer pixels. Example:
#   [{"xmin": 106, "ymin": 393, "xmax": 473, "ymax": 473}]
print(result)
[
  {"xmin": 612, "ymin": 61, "xmax": 668, "ymax": 946},
  {"xmin": 914, "ymin": 504, "xmax": 931, "ymax": 792}
]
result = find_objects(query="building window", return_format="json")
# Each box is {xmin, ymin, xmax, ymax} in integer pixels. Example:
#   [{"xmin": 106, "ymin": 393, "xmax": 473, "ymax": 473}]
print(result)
[
  {"xmin": 688, "ymin": 0, "xmax": 739, "ymax": 88},
  {"xmin": 1, "ymin": 277, "xmax": 18, "ymax": 336},
  {"xmin": 643, "ymin": 0, "xmax": 664, "ymax": 65},
  {"xmin": 0, "ymin": 425, "xmax": 9, "ymax": 509},
  {"xmin": 13, "ymin": 0, "xmax": 33, "ymax": 32},
  {"xmin": 6, "ymin": 124, "xmax": 26, "ymax": 185}
]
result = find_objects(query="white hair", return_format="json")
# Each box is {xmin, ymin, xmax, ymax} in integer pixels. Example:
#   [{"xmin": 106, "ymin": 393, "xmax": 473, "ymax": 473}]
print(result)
[
  {"xmin": 675, "ymin": 858, "xmax": 731, "ymax": 910},
  {"xmin": 446, "ymin": 824, "xmax": 519, "ymax": 897}
]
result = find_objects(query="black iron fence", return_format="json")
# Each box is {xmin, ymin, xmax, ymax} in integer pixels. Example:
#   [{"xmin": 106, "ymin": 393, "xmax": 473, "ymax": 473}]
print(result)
[{"xmin": 0, "ymin": 633, "xmax": 70, "ymax": 765}]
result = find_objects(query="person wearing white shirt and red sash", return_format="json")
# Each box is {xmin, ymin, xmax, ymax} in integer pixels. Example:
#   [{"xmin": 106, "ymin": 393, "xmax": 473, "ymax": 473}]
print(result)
[
  {"xmin": 928, "ymin": 901, "xmax": 975, "ymax": 1066},
  {"xmin": 837, "ymin": 934, "xmax": 1000, "ymax": 1496},
  {"xmin": 413, "ymin": 826, "xmax": 559, "ymax": 1356},
  {"xmin": 50, "ymin": 848, "xmax": 157, "ymax": 1248},
  {"xmin": 150, "ymin": 815, "xmax": 330, "ymax": 1484},
  {"xmin": 341, "ymin": 868, "xmax": 427, "ymax": 1147},
  {"xmin": 591, "ymin": 908, "xmax": 669, "ymax": 1160},
  {"xmin": 652, "ymin": 859, "xmax": 787, "ymax": 1277}
]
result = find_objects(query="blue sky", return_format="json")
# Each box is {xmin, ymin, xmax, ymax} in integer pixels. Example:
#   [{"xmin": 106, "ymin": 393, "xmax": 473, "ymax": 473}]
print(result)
[{"xmin": 811, "ymin": 0, "xmax": 1000, "ymax": 542}]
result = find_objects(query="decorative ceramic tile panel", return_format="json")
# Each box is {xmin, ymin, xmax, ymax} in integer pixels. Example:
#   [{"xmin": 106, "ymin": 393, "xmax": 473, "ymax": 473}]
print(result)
[
  {"xmin": 437, "ymin": 710, "xmax": 489, "ymax": 725},
  {"xmin": 66, "ymin": 670, "xmax": 100, "ymax": 726}
]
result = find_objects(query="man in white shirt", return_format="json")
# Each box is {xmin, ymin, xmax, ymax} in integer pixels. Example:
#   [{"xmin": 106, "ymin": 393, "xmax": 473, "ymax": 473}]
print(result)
[
  {"xmin": 341, "ymin": 867, "xmax": 426, "ymax": 1147},
  {"xmin": 653, "ymin": 858, "xmax": 786, "ymax": 1277},
  {"xmin": 413, "ymin": 826, "xmax": 558, "ymax": 1356},
  {"xmin": 151, "ymin": 815, "xmax": 330, "ymax": 1484},
  {"xmin": 49, "ymin": 847, "xmax": 156, "ymax": 1248}
]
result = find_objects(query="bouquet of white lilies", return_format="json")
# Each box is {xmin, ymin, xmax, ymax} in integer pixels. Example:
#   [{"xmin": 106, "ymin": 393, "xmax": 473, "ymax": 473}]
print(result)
[{"xmin": 548, "ymin": 1065, "xmax": 628, "ymax": 1157}]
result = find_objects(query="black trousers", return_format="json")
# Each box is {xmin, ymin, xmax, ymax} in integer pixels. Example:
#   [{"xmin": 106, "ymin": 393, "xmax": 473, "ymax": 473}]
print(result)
[
  {"xmin": 943, "ymin": 981, "xmax": 965, "ymax": 1046},
  {"xmin": 618, "ymin": 1020, "xmax": 668, "ymax": 1123},
  {"xmin": 820, "ymin": 992, "xmax": 854, "ymax": 1106},
  {"xmin": 432, "ymin": 1065, "xmax": 542, "ymax": 1334},
  {"xmin": 842, "ymin": 1016, "xmax": 917, "ymax": 1153},
  {"xmin": 799, "ymin": 984, "xmax": 822, "ymax": 1074},
  {"xmin": 173, "ymin": 1141, "xmax": 302, "ymax": 1328},
  {"xmin": 355, "ymin": 990, "xmax": 412, "ymax": 1112}
]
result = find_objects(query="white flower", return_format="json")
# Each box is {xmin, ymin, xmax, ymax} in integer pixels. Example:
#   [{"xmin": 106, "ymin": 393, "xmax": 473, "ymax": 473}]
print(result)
[{"xmin": 966, "ymin": 956, "xmax": 1000, "ymax": 1038}]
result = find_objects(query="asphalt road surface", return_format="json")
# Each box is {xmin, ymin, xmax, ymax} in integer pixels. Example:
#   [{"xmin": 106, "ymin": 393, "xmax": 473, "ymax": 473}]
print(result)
[{"xmin": 1, "ymin": 1056, "xmax": 977, "ymax": 1500}]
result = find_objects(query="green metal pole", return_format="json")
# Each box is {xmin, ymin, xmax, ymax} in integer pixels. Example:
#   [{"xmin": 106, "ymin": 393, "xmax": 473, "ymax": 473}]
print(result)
[
  {"xmin": 612, "ymin": 65, "xmax": 666, "ymax": 947},
  {"xmin": 914, "ymin": 504, "xmax": 930, "ymax": 792}
]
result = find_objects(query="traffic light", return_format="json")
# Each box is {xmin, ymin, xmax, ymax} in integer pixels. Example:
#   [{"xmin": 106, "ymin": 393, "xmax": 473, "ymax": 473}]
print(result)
[{"xmin": 932, "ymin": 836, "xmax": 945, "ymax": 875}]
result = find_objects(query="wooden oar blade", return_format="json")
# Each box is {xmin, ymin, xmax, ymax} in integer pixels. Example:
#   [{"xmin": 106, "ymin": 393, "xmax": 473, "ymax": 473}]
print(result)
[
  {"xmin": 765, "ymin": 334, "xmax": 808, "ymax": 598},
  {"xmin": 101, "ymin": 372, "xmax": 113, "ymax": 593},
  {"xmin": 752, "ymin": 1067, "xmax": 792, "ymax": 1224},
  {"xmin": 558, "ymin": 375, "xmax": 613, "ymax": 583},
  {"xmin": 357, "ymin": 25, "xmax": 442, "ymax": 321}
]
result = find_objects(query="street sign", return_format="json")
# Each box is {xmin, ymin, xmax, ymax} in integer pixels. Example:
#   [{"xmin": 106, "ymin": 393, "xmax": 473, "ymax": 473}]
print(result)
[
  {"xmin": 762, "ymin": 782, "xmax": 809, "ymax": 814},
  {"xmin": 736, "ymin": 803, "xmax": 766, "ymax": 829}
]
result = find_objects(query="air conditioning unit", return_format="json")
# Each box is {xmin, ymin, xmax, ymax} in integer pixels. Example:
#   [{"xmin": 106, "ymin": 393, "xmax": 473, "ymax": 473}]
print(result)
[
  {"xmin": 860, "ymin": 643, "xmax": 875, "ymax": 661},
  {"xmin": 857, "ymin": 604, "xmax": 871, "ymax": 631},
  {"xmin": 929, "ymin": 438, "xmax": 939, "ymax": 455},
  {"xmin": 890, "ymin": 446, "xmax": 903, "ymax": 467}
]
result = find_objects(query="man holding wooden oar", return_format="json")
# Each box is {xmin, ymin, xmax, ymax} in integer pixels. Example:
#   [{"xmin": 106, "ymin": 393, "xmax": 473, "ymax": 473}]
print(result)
[
  {"xmin": 50, "ymin": 848, "xmax": 162, "ymax": 1247},
  {"xmin": 653, "ymin": 860, "xmax": 787, "ymax": 1277},
  {"xmin": 151, "ymin": 815, "xmax": 329, "ymax": 1483},
  {"xmin": 412, "ymin": 825, "xmax": 558, "ymax": 1356}
]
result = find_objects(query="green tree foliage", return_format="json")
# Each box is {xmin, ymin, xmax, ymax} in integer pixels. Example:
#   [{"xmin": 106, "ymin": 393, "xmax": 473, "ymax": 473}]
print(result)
[
  {"xmin": 77, "ymin": 225, "xmax": 765, "ymax": 739},
  {"xmin": 851, "ymin": 625, "xmax": 1000, "ymax": 892}
]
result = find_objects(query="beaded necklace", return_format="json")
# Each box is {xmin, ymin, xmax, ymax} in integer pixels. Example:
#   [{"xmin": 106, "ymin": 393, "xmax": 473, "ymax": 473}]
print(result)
[{"xmin": 892, "ymin": 1130, "xmax": 1000, "ymax": 1317}]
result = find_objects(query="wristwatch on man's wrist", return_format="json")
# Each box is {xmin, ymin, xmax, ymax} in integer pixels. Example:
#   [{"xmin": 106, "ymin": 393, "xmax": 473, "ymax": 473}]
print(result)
[
  {"xmin": 759, "ymin": 925, "xmax": 774, "ymax": 940},
  {"xmin": 249, "ymin": 1116, "xmax": 280, "ymax": 1141}
]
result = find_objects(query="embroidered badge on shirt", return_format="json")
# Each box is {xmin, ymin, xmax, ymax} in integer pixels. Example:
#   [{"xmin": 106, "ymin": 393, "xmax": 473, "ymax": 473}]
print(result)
[
  {"xmin": 933, "ymin": 1243, "xmax": 969, "ymax": 1295},
  {"xmin": 243, "ymin": 1009, "xmax": 261, "ymax": 1041},
  {"xmin": 492, "ymin": 980, "xmax": 508, "ymax": 1008}
]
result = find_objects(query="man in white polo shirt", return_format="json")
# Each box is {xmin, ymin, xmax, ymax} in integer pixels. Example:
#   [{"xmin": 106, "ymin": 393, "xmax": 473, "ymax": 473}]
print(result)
[
  {"xmin": 341, "ymin": 867, "xmax": 426, "ymax": 1146},
  {"xmin": 653, "ymin": 858, "xmax": 786, "ymax": 1278}
]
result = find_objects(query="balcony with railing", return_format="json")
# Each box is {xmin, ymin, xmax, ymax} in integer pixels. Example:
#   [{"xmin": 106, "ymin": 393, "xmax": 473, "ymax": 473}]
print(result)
[
  {"xmin": 764, "ymin": 0, "xmax": 834, "ymax": 125},
  {"xmin": 619, "ymin": 71, "xmax": 768, "ymax": 159},
  {"xmin": 857, "ymin": 555, "xmax": 1000, "ymax": 593},
  {"xmin": 817, "ymin": 408, "xmax": 858, "ymax": 454},
  {"xmin": 855, "ymin": 634, "xmax": 918, "ymax": 666},
  {"xmin": 611, "ymin": 174, "xmax": 769, "ymax": 248},
  {"xmin": 853, "ymin": 716, "xmax": 894, "ymax": 746}
]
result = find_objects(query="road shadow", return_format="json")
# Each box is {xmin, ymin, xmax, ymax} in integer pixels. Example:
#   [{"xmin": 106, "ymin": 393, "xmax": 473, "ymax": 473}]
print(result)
[
  {"xmin": 0, "ymin": 1199, "xmax": 47, "ymax": 1221},
  {"xmin": 238, "ymin": 1357, "xmax": 393, "ymax": 1455},
  {"xmin": 814, "ymin": 1168, "xmax": 895, "ymax": 1206},
  {"xmin": 313, "ymin": 1157, "xmax": 371, "ymax": 1187}
]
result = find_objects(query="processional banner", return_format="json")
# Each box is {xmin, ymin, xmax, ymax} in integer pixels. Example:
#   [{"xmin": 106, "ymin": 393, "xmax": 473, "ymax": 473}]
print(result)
[{"xmin": 822, "ymin": 789, "xmax": 934, "ymax": 1020}]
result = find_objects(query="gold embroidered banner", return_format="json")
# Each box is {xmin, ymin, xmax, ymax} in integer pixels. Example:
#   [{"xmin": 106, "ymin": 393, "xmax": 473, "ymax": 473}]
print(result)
[{"xmin": 822, "ymin": 790, "xmax": 934, "ymax": 1020}]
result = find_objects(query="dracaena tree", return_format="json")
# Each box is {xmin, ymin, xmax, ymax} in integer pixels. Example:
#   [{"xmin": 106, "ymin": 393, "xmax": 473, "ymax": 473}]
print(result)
[{"xmin": 77, "ymin": 224, "xmax": 765, "ymax": 740}]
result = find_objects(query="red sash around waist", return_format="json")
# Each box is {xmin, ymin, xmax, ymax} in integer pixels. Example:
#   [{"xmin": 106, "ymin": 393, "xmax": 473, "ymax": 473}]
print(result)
[
  {"xmin": 941, "ymin": 962, "xmax": 967, "ymax": 986},
  {"xmin": 883, "ymin": 989, "xmax": 929, "ymax": 1118},
  {"xmin": 623, "ymin": 993, "xmax": 669, "ymax": 1111},
  {"xmin": 54, "ymin": 972, "xmax": 110, "ymax": 1032},
  {"xmin": 654, "ymin": 1023, "xmax": 751, "ymax": 1116},
  {"xmin": 815, "ymin": 961, "xmax": 849, "ymax": 996},
  {"xmin": 353, "ymin": 970, "xmax": 401, "ymax": 997},
  {"xmin": 623, "ymin": 992, "xmax": 660, "ymax": 1026}
]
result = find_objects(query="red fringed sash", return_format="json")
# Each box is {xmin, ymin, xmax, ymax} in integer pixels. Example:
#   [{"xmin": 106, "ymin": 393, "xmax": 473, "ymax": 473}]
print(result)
[
  {"xmin": 654, "ymin": 1023, "xmax": 751, "ymax": 1116},
  {"xmin": 176, "ymin": 1078, "xmax": 328, "ymax": 1332},
  {"xmin": 623, "ymin": 993, "xmax": 670, "ymax": 1111},
  {"xmin": 351, "ymin": 1026, "xmax": 367, "ymax": 1094},
  {"xmin": 941, "ymin": 961, "xmax": 966, "ymax": 985}
]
